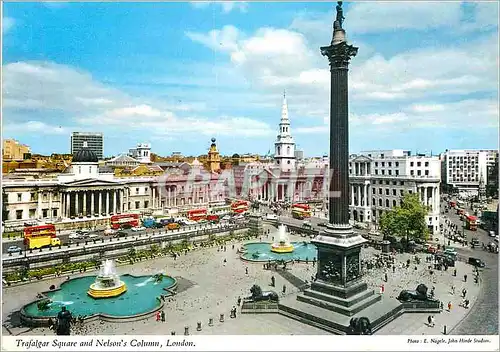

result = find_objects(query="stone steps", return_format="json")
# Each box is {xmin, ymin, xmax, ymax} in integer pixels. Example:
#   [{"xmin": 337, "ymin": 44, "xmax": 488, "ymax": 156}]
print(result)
[{"xmin": 297, "ymin": 291, "xmax": 382, "ymax": 316}]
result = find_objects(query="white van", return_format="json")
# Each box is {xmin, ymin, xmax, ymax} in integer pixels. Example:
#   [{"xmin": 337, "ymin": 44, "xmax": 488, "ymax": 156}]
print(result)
[{"xmin": 266, "ymin": 214, "xmax": 278, "ymax": 220}]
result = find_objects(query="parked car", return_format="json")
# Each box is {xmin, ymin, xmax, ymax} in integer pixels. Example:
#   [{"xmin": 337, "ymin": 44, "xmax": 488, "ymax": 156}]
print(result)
[
  {"xmin": 265, "ymin": 214, "xmax": 278, "ymax": 220},
  {"xmin": 221, "ymin": 215, "xmax": 231, "ymax": 221},
  {"xmin": 114, "ymin": 231, "xmax": 127, "ymax": 238},
  {"xmin": 427, "ymin": 245, "xmax": 438, "ymax": 254},
  {"xmin": 468, "ymin": 257, "xmax": 485, "ymax": 268},
  {"xmin": 69, "ymin": 233, "xmax": 80, "ymax": 240},
  {"xmin": 471, "ymin": 238, "xmax": 480, "ymax": 247},
  {"xmin": 7, "ymin": 245, "xmax": 22, "ymax": 253},
  {"xmin": 489, "ymin": 231, "xmax": 496, "ymax": 237},
  {"xmin": 131, "ymin": 226, "xmax": 146, "ymax": 232},
  {"xmin": 302, "ymin": 220, "xmax": 312, "ymax": 228},
  {"xmin": 167, "ymin": 223, "xmax": 180, "ymax": 230},
  {"xmin": 88, "ymin": 233, "xmax": 99, "ymax": 239},
  {"xmin": 318, "ymin": 222, "xmax": 328, "ymax": 227}
]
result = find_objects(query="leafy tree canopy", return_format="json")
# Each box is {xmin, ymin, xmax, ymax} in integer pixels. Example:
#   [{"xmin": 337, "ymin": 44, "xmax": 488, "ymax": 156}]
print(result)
[{"xmin": 379, "ymin": 192, "xmax": 429, "ymax": 242}]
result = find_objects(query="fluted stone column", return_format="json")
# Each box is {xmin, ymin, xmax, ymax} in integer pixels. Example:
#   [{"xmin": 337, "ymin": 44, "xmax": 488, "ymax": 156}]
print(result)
[
  {"xmin": 113, "ymin": 190, "xmax": 117, "ymax": 214},
  {"xmin": 91, "ymin": 192, "xmax": 95, "ymax": 215}
]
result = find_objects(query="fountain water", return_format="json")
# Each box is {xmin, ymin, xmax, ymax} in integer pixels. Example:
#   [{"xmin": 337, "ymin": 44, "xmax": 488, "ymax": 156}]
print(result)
[
  {"xmin": 87, "ymin": 259, "xmax": 127, "ymax": 298},
  {"xmin": 271, "ymin": 224, "xmax": 294, "ymax": 253}
]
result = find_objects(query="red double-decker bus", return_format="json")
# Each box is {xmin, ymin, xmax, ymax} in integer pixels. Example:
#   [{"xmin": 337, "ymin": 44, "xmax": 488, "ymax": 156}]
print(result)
[
  {"xmin": 292, "ymin": 203, "xmax": 312, "ymax": 219},
  {"xmin": 465, "ymin": 215, "xmax": 478, "ymax": 231},
  {"xmin": 110, "ymin": 214, "xmax": 140, "ymax": 229},
  {"xmin": 231, "ymin": 200, "xmax": 249, "ymax": 214},
  {"xmin": 24, "ymin": 224, "xmax": 57, "ymax": 245},
  {"xmin": 188, "ymin": 209, "xmax": 207, "ymax": 221}
]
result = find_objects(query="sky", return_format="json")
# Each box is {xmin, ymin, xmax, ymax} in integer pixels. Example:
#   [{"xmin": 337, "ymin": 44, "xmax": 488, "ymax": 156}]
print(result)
[{"xmin": 2, "ymin": 1, "xmax": 499, "ymax": 158}]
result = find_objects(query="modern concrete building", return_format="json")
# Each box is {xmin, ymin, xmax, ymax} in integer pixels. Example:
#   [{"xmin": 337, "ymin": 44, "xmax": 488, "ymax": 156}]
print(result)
[
  {"xmin": 70, "ymin": 132, "xmax": 104, "ymax": 159},
  {"xmin": 441, "ymin": 149, "xmax": 498, "ymax": 196}
]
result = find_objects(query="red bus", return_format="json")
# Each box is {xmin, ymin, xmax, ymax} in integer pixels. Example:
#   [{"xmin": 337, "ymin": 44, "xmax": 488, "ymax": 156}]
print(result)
[
  {"xmin": 24, "ymin": 224, "xmax": 57, "ymax": 245},
  {"xmin": 465, "ymin": 215, "xmax": 478, "ymax": 231},
  {"xmin": 292, "ymin": 203, "xmax": 311, "ymax": 220},
  {"xmin": 231, "ymin": 200, "xmax": 249, "ymax": 214},
  {"xmin": 110, "ymin": 214, "xmax": 140, "ymax": 230},
  {"xmin": 188, "ymin": 209, "xmax": 207, "ymax": 221}
]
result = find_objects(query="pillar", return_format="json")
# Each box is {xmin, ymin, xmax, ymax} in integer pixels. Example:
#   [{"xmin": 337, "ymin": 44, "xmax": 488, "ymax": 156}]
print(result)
[
  {"xmin": 364, "ymin": 184, "xmax": 368, "ymax": 207},
  {"xmin": 83, "ymin": 191, "xmax": 87, "ymax": 215},
  {"xmin": 37, "ymin": 191, "xmax": 42, "ymax": 219},
  {"xmin": 98, "ymin": 191, "xmax": 102, "ymax": 215},
  {"xmin": 106, "ymin": 191, "xmax": 110, "ymax": 214},
  {"xmin": 75, "ymin": 192, "xmax": 80, "ymax": 215},
  {"xmin": 152, "ymin": 187, "xmax": 156, "ymax": 208},
  {"xmin": 113, "ymin": 190, "xmax": 117, "ymax": 214},
  {"xmin": 48, "ymin": 191, "xmax": 53, "ymax": 218},
  {"xmin": 351, "ymin": 185, "xmax": 354, "ymax": 206},
  {"xmin": 91, "ymin": 192, "xmax": 95, "ymax": 215},
  {"xmin": 65, "ymin": 192, "xmax": 70, "ymax": 218}
]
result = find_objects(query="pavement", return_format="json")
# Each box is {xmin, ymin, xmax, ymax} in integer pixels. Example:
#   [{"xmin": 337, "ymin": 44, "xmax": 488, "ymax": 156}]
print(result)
[{"xmin": 3, "ymin": 217, "xmax": 489, "ymax": 337}]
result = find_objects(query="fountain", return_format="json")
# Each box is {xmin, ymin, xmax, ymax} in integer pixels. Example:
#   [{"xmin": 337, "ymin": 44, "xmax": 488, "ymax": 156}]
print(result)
[
  {"xmin": 87, "ymin": 259, "xmax": 127, "ymax": 299},
  {"xmin": 271, "ymin": 225, "xmax": 294, "ymax": 253}
]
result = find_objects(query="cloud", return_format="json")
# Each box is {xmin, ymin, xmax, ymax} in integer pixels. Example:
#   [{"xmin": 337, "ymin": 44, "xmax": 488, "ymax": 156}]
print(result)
[
  {"xmin": 3, "ymin": 121, "xmax": 69, "ymax": 135},
  {"xmin": 3, "ymin": 61, "xmax": 126, "ymax": 113},
  {"xmin": 2, "ymin": 61, "xmax": 274, "ymax": 140},
  {"xmin": 189, "ymin": 1, "xmax": 248, "ymax": 13},
  {"xmin": 345, "ymin": 2, "xmax": 463, "ymax": 33},
  {"xmin": 2, "ymin": 17, "xmax": 15, "ymax": 34},
  {"xmin": 186, "ymin": 25, "xmax": 240, "ymax": 52}
]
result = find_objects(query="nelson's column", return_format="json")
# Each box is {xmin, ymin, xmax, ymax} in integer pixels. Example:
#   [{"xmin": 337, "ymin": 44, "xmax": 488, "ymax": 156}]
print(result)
[{"xmin": 280, "ymin": 2, "xmax": 402, "ymax": 334}]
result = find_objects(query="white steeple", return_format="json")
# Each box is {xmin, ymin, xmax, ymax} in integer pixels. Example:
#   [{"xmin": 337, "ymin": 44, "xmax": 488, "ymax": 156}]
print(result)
[{"xmin": 274, "ymin": 90, "xmax": 296, "ymax": 172}]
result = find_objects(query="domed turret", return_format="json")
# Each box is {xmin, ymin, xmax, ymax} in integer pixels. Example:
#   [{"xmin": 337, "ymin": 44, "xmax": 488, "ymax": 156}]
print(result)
[{"xmin": 73, "ymin": 141, "xmax": 98, "ymax": 163}]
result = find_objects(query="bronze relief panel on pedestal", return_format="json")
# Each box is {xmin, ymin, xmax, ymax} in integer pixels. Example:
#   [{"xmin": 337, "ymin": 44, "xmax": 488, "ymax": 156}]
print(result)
[{"xmin": 318, "ymin": 252, "xmax": 342, "ymax": 285}]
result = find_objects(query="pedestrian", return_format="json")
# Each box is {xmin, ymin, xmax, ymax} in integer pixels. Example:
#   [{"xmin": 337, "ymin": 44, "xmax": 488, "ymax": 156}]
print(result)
[
  {"xmin": 161, "ymin": 310, "xmax": 165, "ymax": 322},
  {"xmin": 237, "ymin": 296, "xmax": 242, "ymax": 306},
  {"xmin": 156, "ymin": 311, "xmax": 161, "ymax": 322},
  {"xmin": 462, "ymin": 289, "xmax": 467, "ymax": 298},
  {"xmin": 271, "ymin": 275, "xmax": 275, "ymax": 287},
  {"xmin": 380, "ymin": 284, "xmax": 385, "ymax": 294},
  {"xmin": 451, "ymin": 285, "xmax": 455, "ymax": 295},
  {"xmin": 440, "ymin": 301, "xmax": 444, "ymax": 311},
  {"xmin": 245, "ymin": 267, "xmax": 248, "ymax": 275},
  {"xmin": 282, "ymin": 284, "xmax": 286, "ymax": 294},
  {"xmin": 223, "ymin": 258, "xmax": 227, "ymax": 266},
  {"xmin": 447, "ymin": 301, "xmax": 452, "ymax": 311},
  {"xmin": 384, "ymin": 272, "xmax": 388, "ymax": 282},
  {"xmin": 392, "ymin": 265, "xmax": 395, "ymax": 274},
  {"xmin": 430, "ymin": 315, "xmax": 435, "ymax": 327},
  {"xmin": 427, "ymin": 315, "xmax": 432, "ymax": 326},
  {"xmin": 464, "ymin": 274, "xmax": 467, "ymax": 282},
  {"xmin": 453, "ymin": 269, "xmax": 457, "ymax": 277}
]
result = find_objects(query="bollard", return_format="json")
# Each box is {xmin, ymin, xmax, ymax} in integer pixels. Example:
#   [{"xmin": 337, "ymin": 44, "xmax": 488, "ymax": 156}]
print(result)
[
  {"xmin": 208, "ymin": 318, "xmax": 213, "ymax": 326},
  {"xmin": 184, "ymin": 326, "xmax": 189, "ymax": 336},
  {"xmin": 443, "ymin": 325, "xmax": 447, "ymax": 335},
  {"xmin": 197, "ymin": 322, "xmax": 202, "ymax": 331},
  {"xmin": 220, "ymin": 314, "xmax": 225, "ymax": 322}
]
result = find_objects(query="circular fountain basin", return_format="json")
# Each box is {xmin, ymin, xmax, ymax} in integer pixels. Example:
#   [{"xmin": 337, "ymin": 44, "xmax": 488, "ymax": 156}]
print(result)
[
  {"xmin": 87, "ymin": 277, "xmax": 127, "ymax": 299},
  {"xmin": 241, "ymin": 242, "xmax": 317, "ymax": 262},
  {"xmin": 270, "ymin": 243, "xmax": 295, "ymax": 253},
  {"xmin": 22, "ymin": 274, "xmax": 176, "ymax": 319}
]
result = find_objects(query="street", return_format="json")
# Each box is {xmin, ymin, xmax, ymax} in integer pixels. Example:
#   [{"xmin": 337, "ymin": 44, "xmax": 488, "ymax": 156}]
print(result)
[{"xmin": 441, "ymin": 199, "xmax": 499, "ymax": 335}]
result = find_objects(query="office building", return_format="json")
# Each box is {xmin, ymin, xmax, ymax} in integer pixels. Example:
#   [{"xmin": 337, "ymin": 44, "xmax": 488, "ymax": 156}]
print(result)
[{"xmin": 71, "ymin": 132, "xmax": 104, "ymax": 159}]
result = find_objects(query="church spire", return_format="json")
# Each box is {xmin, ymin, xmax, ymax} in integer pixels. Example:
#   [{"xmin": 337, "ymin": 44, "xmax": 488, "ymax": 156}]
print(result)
[{"xmin": 281, "ymin": 89, "xmax": 289, "ymax": 123}]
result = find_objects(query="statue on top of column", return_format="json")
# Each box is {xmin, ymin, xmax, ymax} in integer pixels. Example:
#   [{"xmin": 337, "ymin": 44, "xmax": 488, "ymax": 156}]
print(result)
[{"xmin": 334, "ymin": 1, "xmax": 345, "ymax": 30}]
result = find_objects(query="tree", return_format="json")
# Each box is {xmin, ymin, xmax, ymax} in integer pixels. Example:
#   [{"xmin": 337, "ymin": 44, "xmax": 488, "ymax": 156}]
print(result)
[{"xmin": 379, "ymin": 193, "xmax": 429, "ymax": 247}]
